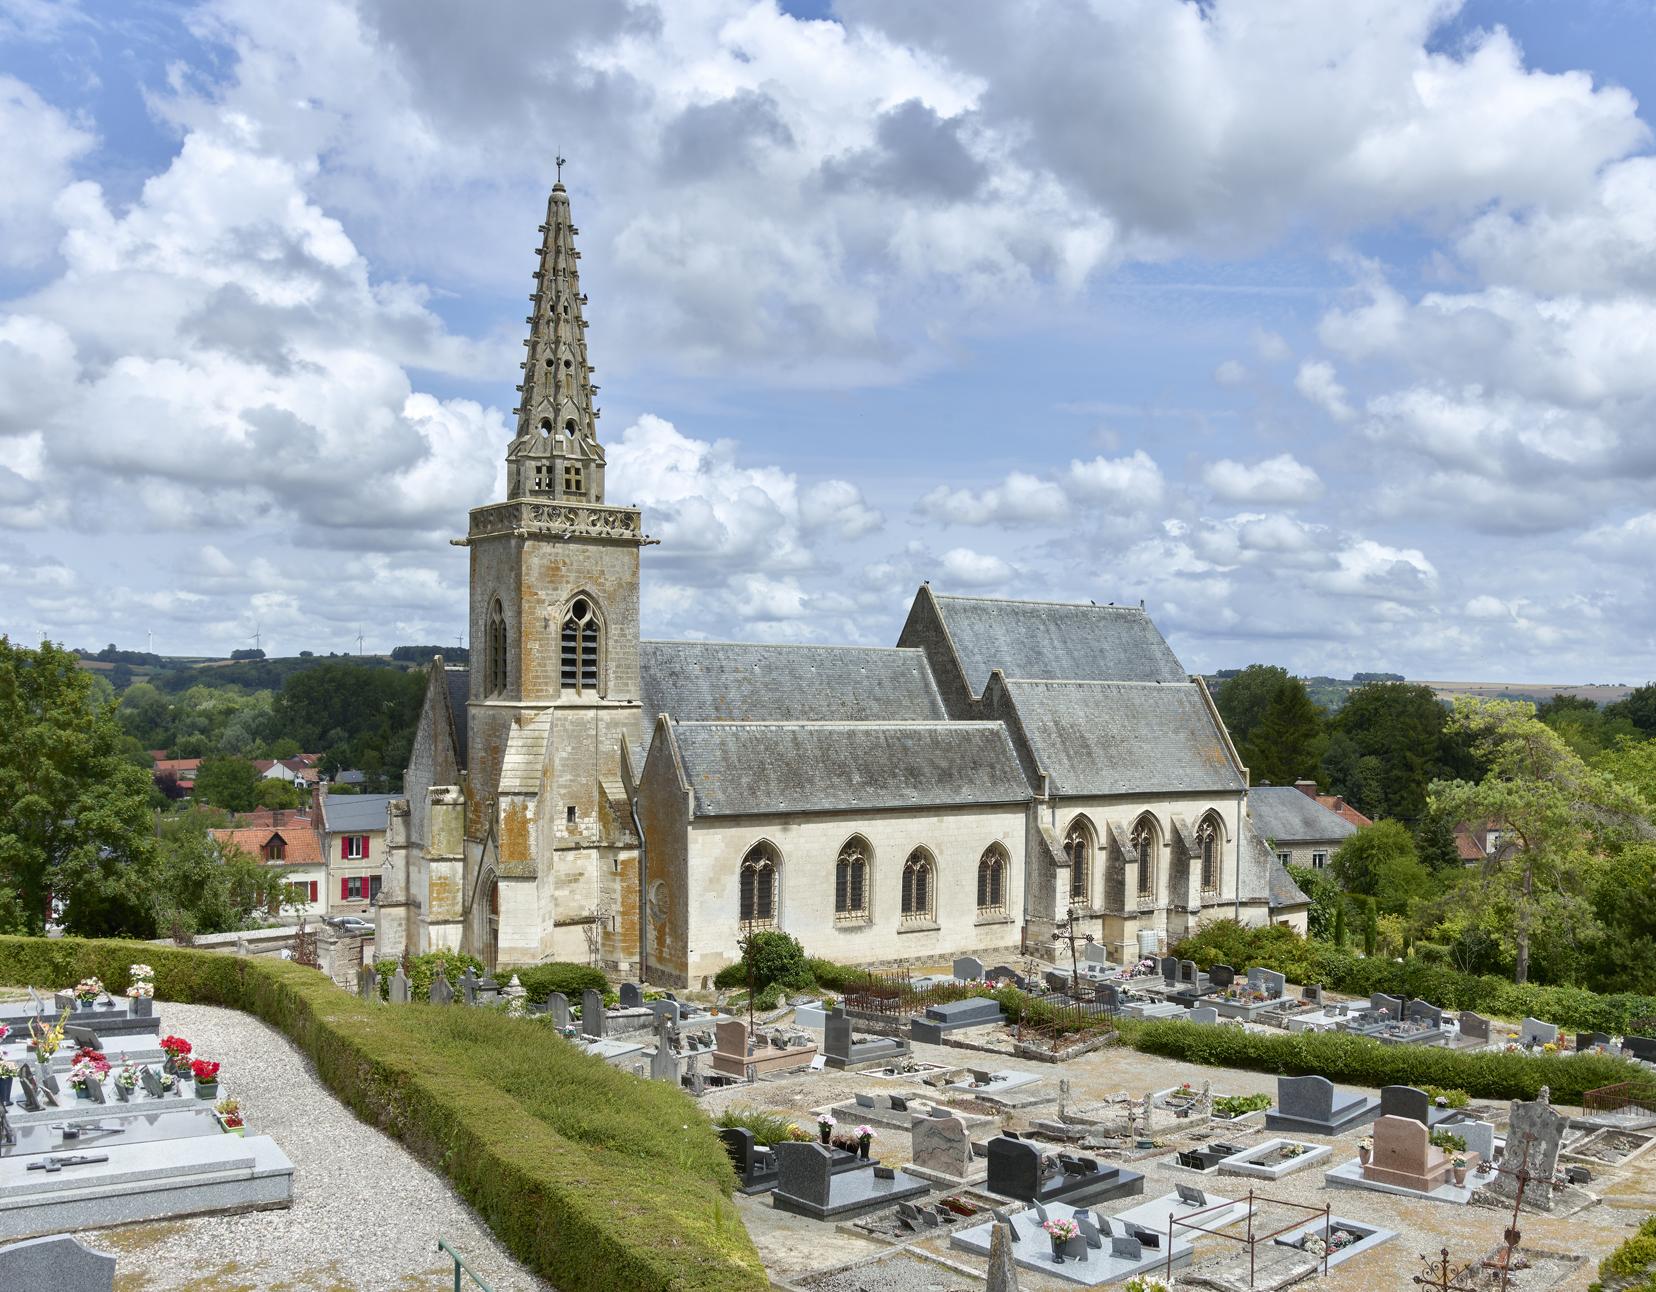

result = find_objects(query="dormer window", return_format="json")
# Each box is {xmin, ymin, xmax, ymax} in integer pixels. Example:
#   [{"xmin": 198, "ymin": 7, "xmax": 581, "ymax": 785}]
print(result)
[{"xmin": 564, "ymin": 463, "xmax": 584, "ymax": 496}]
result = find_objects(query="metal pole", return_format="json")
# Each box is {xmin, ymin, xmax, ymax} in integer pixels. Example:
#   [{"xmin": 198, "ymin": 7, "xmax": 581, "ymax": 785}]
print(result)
[{"xmin": 1248, "ymin": 1188, "xmax": 1256, "ymax": 1288}]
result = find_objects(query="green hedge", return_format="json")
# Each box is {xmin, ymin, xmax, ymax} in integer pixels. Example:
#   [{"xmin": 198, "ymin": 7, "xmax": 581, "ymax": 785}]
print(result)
[
  {"xmin": 372, "ymin": 949, "xmax": 484, "ymax": 1002},
  {"xmin": 1123, "ymin": 1017, "xmax": 1656, "ymax": 1105},
  {"xmin": 500, "ymin": 961, "xmax": 609, "ymax": 1002},
  {"xmin": 1592, "ymin": 1215, "xmax": 1656, "ymax": 1291},
  {"xmin": 0, "ymin": 936, "xmax": 765, "ymax": 1292},
  {"xmin": 1172, "ymin": 922, "xmax": 1656, "ymax": 1035}
]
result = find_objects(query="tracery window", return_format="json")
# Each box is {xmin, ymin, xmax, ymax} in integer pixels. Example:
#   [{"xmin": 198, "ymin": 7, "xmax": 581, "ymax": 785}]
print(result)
[
  {"xmin": 1133, "ymin": 816, "xmax": 1158, "ymax": 901},
  {"xmin": 835, "ymin": 837, "xmax": 869, "ymax": 920},
  {"xmin": 739, "ymin": 843, "xmax": 778, "ymax": 925},
  {"xmin": 901, "ymin": 850, "xmax": 934, "ymax": 921},
  {"xmin": 977, "ymin": 845, "xmax": 1007, "ymax": 914},
  {"xmin": 486, "ymin": 599, "xmax": 508, "ymax": 696},
  {"xmin": 1198, "ymin": 814, "xmax": 1223, "ymax": 893},
  {"xmin": 1063, "ymin": 819, "xmax": 1093, "ymax": 905},
  {"xmin": 560, "ymin": 597, "xmax": 599, "ymax": 692}
]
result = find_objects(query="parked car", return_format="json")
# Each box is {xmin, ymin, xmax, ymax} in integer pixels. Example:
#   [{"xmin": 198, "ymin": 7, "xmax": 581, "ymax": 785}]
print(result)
[{"xmin": 329, "ymin": 916, "xmax": 375, "ymax": 937}]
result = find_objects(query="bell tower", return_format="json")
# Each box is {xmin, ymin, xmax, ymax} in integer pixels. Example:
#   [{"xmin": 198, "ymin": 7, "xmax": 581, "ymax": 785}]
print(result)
[{"xmin": 454, "ymin": 169, "xmax": 654, "ymax": 966}]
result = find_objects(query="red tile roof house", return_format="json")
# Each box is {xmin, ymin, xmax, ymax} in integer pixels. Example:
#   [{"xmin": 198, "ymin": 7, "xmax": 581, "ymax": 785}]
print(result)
[
  {"xmin": 210, "ymin": 807, "xmax": 327, "ymax": 919},
  {"xmin": 151, "ymin": 757, "xmax": 202, "ymax": 795}
]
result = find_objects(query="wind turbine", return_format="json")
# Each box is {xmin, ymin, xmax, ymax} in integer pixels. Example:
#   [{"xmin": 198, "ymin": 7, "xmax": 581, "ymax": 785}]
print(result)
[
  {"xmin": 250, "ymin": 622, "xmax": 262, "ymax": 654},
  {"xmin": 356, "ymin": 629, "xmax": 365, "ymax": 656}
]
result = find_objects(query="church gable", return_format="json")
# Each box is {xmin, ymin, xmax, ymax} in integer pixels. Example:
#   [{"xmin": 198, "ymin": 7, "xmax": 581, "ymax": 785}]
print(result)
[{"xmin": 918, "ymin": 591, "xmax": 1189, "ymax": 699}]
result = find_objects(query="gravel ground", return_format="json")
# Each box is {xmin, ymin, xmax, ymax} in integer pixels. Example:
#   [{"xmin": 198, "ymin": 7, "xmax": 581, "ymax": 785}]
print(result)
[{"xmin": 62, "ymin": 1001, "xmax": 557, "ymax": 1292}]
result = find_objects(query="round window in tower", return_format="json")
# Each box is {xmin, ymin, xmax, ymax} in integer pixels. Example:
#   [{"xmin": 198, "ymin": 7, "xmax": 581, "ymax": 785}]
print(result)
[
  {"xmin": 537, "ymin": 419, "xmax": 552, "ymax": 437},
  {"xmin": 564, "ymin": 418, "xmax": 576, "ymax": 437},
  {"xmin": 570, "ymin": 597, "xmax": 589, "ymax": 619}
]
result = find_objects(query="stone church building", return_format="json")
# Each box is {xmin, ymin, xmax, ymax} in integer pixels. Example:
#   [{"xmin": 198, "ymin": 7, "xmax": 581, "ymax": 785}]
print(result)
[{"xmin": 380, "ymin": 180, "xmax": 1308, "ymax": 986}]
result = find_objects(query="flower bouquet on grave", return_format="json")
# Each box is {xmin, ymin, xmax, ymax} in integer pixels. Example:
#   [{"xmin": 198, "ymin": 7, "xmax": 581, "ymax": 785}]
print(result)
[
  {"xmin": 68, "ymin": 1054, "xmax": 107, "ymax": 1098},
  {"xmin": 1451, "ymin": 1154, "xmax": 1468, "ymax": 1186},
  {"xmin": 1042, "ymin": 1216, "xmax": 1080, "ymax": 1262},
  {"xmin": 1357, "ymin": 1136, "xmax": 1373, "ymax": 1165},
  {"xmin": 127, "ymin": 964, "xmax": 155, "ymax": 1013},
  {"xmin": 114, "ymin": 1061, "xmax": 139, "ymax": 1102},
  {"xmin": 0, "ymin": 1057, "xmax": 17, "ymax": 1105},
  {"xmin": 817, "ymin": 1114, "xmax": 836, "ymax": 1145},
  {"xmin": 29, "ymin": 1008, "xmax": 68, "ymax": 1071},
  {"xmin": 1300, "ymin": 1235, "xmax": 1327, "ymax": 1259},
  {"xmin": 1123, "ymin": 1280, "xmax": 1172, "ymax": 1292},
  {"xmin": 214, "ymin": 1097, "xmax": 245, "ymax": 1136},
  {"xmin": 856, "ymin": 1125, "xmax": 874, "ymax": 1159},
  {"xmin": 190, "ymin": 1058, "xmax": 221, "ymax": 1099},
  {"xmin": 159, "ymin": 1035, "xmax": 192, "ymax": 1075},
  {"xmin": 159, "ymin": 1068, "xmax": 178, "ymax": 1093},
  {"xmin": 73, "ymin": 976, "xmax": 106, "ymax": 1007}
]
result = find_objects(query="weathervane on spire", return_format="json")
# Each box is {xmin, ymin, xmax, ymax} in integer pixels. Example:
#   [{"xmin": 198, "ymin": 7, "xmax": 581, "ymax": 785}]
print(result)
[{"xmin": 555, "ymin": 153, "xmax": 566, "ymax": 183}]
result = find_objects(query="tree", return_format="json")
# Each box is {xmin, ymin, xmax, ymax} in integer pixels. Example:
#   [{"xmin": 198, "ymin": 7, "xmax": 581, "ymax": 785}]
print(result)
[
  {"xmin": 1605, "ymin": 684, "xmax": 1656, "ymax": 737},
  {"xmin": 1214, "ymin": 665, "xmax": 1294, "ymax": 749},
  {"xmin": 1595, "ymin": 738, "xmax": 1656, "ymax": 811},
  {"xmin": 254, "ymin": 778, "xmax": 303, "ymax": 810},
  {"xmin": 150, "ymin": 817, "xmax": 274, "ymax": 940},
  {"xmin": 1327, "ymin": 820, "xmax": 1434, "ymax": 915},
  {"xmin": 1285, "ymin": 863, "xmax": 1341, "ymax": 941},
  {"xmin": 1431, "ymin": 697, "xmax": 1649, "ymax": 985},
  {"xmin": 1322, "ymin": 681, "xmax": 1478, "ymax": 822},
  {"xmin": 0, "ymin": 638, "xmax": 157, "ymax": 936},
  {"xmin": 193, "ymin": 756, "xmax": 262, "ymax": 813},
  {"xmin": 1241, "ymin": 677, "xmax": 1327, "ymax": 786}
]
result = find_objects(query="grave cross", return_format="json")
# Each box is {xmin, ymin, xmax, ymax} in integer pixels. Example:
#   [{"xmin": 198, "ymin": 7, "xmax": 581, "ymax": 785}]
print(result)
[{"xmin": 1411, "ymin": 1247, "xmax": 1481, "ymax": 1292}]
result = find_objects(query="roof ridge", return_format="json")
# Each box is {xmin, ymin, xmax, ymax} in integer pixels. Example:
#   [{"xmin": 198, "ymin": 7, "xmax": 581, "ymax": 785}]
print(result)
[
  {"xmin": 933, "ymin": 592, "xmax": 1147, "ymax": 613},
  {"xmin": 1004, "ymin": 677, "xmax": 1195, "ymax": 687},
  {"xmin": 642, "ymin": 639, "xmax": 925, "ymax": 654},
  {"xmin": 674, "ymin": 719, "xmax": 1006, "ymax": 730}
]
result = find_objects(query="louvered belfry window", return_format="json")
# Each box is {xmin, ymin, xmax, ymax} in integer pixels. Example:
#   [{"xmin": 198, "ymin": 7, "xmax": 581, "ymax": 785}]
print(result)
[{"xmin": 560, "ymin": 597, "xmax": 599, "ymax": 692}]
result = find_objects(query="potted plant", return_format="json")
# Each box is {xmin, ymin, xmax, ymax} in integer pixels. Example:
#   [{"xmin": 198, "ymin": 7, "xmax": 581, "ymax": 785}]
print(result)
[
  {"xmin": 215, "ymin": 1097, "xmax": 245, "ymax": 1136},
  {"xmin": 1451, "ymin": 1155, "xmax": 1468, "ymax": 1186},
  {"xmin": 817, "ymin": 1114, "xmax": 836, "ymax": 1145},
  {"xmin": 74, "ymin": 977, "xmax": 106, "ymax": 1008},
  {"xmin": 159, "ymin": 1068, "xmax": 178, "ymax": 1095},
  {"xmin": 1042, "ymin": 1216, "xmax": 1080, "ymax": 1263},
  {"xmin": 1357, "ymin": 1136, "xmax": 1373, "ymax": 1166},
  {"xmin": 159, "ymin": 1035, "xmax": 192, "ymax": 1075},
  {"xmin": 0, "ymin": 1058, "xmax": 16, "ymax": 1106},
  {"xmin": 856, "ymin": 1124, "xmax": 874, "ymax": 1160},
  {"xmin": 114, "ymin": 1062, "xmax": 139, "ymax": 1102},
  {"xmin": 127, "ymin": 963, "xmax": 155, "ymax": 1016},
  {"xmin": 190, "ymin": 1058, "xmax": 221, "ymax": 1100}
]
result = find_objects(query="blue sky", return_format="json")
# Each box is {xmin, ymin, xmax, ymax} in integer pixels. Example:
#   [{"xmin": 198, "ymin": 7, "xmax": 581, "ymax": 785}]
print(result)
[{"xmin": 2, "ymin": 0, "xmax": 1655, "ymax": 683}]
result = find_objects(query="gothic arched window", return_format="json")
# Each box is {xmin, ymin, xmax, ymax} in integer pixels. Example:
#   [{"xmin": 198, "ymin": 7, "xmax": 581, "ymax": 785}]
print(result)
[
  {"xmin": 1198, "ymin": 813, "xmax": 1223, "ymax": 893},
  {"xmin": 977, "ymin": 845, "xmax": 1008, "ymax": 914},
  {"xmin": 835, "ymin": 837, "xmax": 869, "ymax": 920},
  {"xmin": 1133, "ymin": 815, "xmax": 1159, "ymax": 902},
  {"xmin": 901, "ymin": 849, "xmax": 934, "ymax": 921},
  {"xmin": 739, "ymin": 843, "xmax": 778, "ymax": 925},
  {"xmin": 560, "ymin": 596, "xmax": 600, "ymax": 693},
  {"xmin": 486, "ymin": 599, "xmax": 507, "ymax": 696},
  {"xmin": 1063, "ymin": 818, "xmax": 1093, "ymax": 906}
]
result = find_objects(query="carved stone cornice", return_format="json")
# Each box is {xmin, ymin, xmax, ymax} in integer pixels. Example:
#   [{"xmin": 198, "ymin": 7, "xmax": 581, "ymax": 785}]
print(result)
[{"xmin": 454, "ymin": 500, "xmax": 656, "ymax": 547}]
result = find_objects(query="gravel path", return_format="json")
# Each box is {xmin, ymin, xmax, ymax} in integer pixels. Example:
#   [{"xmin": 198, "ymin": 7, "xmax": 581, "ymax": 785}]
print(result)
[{"xmin": 66, "ymin": 1001, "xmax": 557, "ymax": 1292}]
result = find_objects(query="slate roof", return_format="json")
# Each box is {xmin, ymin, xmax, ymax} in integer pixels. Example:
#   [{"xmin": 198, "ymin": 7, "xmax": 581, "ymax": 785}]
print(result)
[
  {"xmin": 445, "ymin": 667, "xmax": 470, "ymax": 769},
  {"xmin": 322, "ymin": 792, "xmax": 398, "ymax": 834},
  {"xmin": 1248, "ymin": 785, "xmax": 1361, "ymax": 845},
  {"xmin": 669, "ymin": 720, "xmax": 1030, "ymax": 817},
  {"xmin": 639, "ymin": 641, "xmax": 946, "ymax": 736},
  {"xmin": 932, "ymin": 594, "xmax": 1188, "ymax": 696},
  {"xmin": 999, "ymin": 679, "xmax": 1246, "ymax": 796}
]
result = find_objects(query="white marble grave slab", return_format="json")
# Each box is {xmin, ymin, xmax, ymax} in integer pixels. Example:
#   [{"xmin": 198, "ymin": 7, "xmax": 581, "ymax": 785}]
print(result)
[{"xmin": 1218, "ymin": 1139, "xmax": 1332, "ymax": 1180}]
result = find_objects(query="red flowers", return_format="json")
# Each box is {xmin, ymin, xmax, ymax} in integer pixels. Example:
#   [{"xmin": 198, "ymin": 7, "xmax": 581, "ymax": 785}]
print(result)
[
  {"xmin": 190, "ymin": 1058, "xmax": 220, "ymax": 1083},
  {"xmin": 160, "ymin": 1035, "xmax": 192, "ymax": 1058},
  {"xmin": 72, "ymin": 1047, "xmax": 110, "ymax": 1075}
]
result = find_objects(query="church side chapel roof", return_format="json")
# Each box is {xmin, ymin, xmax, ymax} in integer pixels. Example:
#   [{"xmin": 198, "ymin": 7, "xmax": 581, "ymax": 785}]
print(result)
[
  {"xmin": 667, "ymin": 720, "xmax": 1030, "ymax": 818},
  {"xmin": 638, "ymin": 641, "xmax": 947, "ymax": 737},
  {"xmin": 1000, "ymin": 679, "xmax": 1247, "ymax": 796},
  {"xmin": 445, "ymin": 667, "xmax": 470, "ymax": 769},
  {"xmin": 1244, "ymin": 816, "xmax": 1312, "ymax": 909},
  {"xmin": 1247, "ymin": 784, "xmax": 1360, "ymax": 845},
  {"xmin": 932, "ymin": 593, "xmax": 1188, "ymax": 697}
]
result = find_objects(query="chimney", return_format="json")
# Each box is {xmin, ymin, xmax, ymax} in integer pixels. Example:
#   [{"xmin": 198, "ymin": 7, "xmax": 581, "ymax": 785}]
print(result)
[{"xmin": 1294, "ymin": 780, "xmax": 1319, "ymax": 799}]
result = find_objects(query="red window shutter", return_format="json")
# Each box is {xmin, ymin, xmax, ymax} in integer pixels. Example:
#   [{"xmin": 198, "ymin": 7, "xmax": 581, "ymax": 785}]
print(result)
[
  {"xmin": 310, "ymin": 881, "xmax": 318, "ymax": 903},
  {"xmin": 341, "ymin": 838, "xmax": 349, "ymax": 860},
  {"xmin": 341, "ymin": 878, "xmax": 349, "ymax": 901},
  {"xmin": 362, "ymin": 835, "xmax": 370, "ymax": 860}
]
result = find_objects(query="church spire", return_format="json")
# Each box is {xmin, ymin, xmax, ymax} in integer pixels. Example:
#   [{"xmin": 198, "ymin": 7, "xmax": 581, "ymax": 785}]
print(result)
[{"xmin": 508, "ymin": 169, "xmax": 605, "ymax": 504}]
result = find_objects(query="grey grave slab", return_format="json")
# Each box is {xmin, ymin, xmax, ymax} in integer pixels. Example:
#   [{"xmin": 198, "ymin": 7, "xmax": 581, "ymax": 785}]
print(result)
[
  {"xmin": 1380, "ymin": 1084, "xmax": 1455, "ymax": 1128},
  {"xmin": 458, "ymin": 967, "xmax": 478, "ymax": 1006},
  {"xmin": 1264, "ymin": 1075, "xmax": 1380, "ymax": 1135},
  {"xmin": 429, "ymin": 971, "xmax": 455, "ymax": 1006},
  {"xmin": 985, "ymin": 1136, "xmax": 1144, "ymax": 1207},
  {"xmin": 952, "ymin": 1203, "xmax": 1196, "ymax": 1287},
  {"xmin": 770, "ymin": 1142, "xmax": 929, "ymax": 1220},
  {"xmin": 1270, "ymin": 1215, "xmax": 1396, "ymax": 1270},
  {"xmin": 1188, "ymin": 1006, "xmax": 1219, "ymax": 1025},
  {"xmin": 0, "ymin": 1134, "xmax": 294, "ymax": 1240},
  {"xmin": 953, "ymin": 956, "xmax": 986, "ymax": 982},
  {"xmin": 1217, "ymin": 1138, "xmax": 1332, "ymax": 1180},
  {"xmin": 792, "ymin": 1001, "xmax": 826, "ymax": 1029},
  {"xmin": 580, "ymin": 1037, "xmax": 644, "ymax": 1067},
  {"xmin": 1457, "ymin": 1011, "xmax": 1490, "ymax": 1044},
  {"xmin": 1520, "ymin": 1017, "xmax": 1559, "ymax": 1048},
  {"xmin": 9, "ymin": 1107, "xmax": 223, "ymax": 1155},
  {"xmin": 547, "ymin": 991, "xmax": 570, "ymax": 1029},
  {"xmin": 823, "ymin": 1008, "xmax": 909, "ymax": 1071},
  {"xmin": 580, "ymin": 989, "xmax": 606, "ymax": 1038},
  {"xmin": 620, "ymin": 982, "xmax": 643, "ymax": 1009},
  {"xmin": 0, "ymin": 1233, "xmax": 115, "ymax": 1292},
  {"xmin": 388, "ymin": 967, "xmax": 410, "ymax": 1004}
]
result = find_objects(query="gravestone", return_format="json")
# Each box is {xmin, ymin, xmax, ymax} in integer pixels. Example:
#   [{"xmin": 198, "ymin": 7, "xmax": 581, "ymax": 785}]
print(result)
[
  {"xmin": 1188, "ymin": 1006, "xmax": 1219, "ymax": 1025},
  {"xmin": 1456, "ymin": 1121, "xmax": 1495, "ymax": 1163},
  {"xmin": 774, "ymin": 1141, "xmax": 834, "ymax": 1211},
  {"xmin": 1578, "ymin": 1032, "xmax": 1612, "ymax": 1052},
  {"xmin": 54, "ymin": 991, "xmax": 75, "ymax": 1012},
  {"xmin": 389, "ymin": 966, "xmax": 410, "ymax": 1004},
  {"xmin": 648, "ymin": 999, "xmax": 680, "ymax": 1025},
  {"xmin": 18, "ymin": 1066, "xmax": 43, "ymax": 1111},
  {"xmin": 1208, "ymin": 963, "xmax": 1236, "ymax": 988},
  {"xmin": 620, "ymin": 982, "xmax": 644, "ymax": 1009},
  {"xmin": 1111, "ymin": 1233, "xmax": 1144, "ymax": 1262},
  {"xmin": 0, "ymin": 1234, "xmax": 115, "ymax": 1292},
  {"xmin": 1098, "ymin": 983, "xmax": 1124, "ymax": 1010},
  {"xmin": 548, "ymin": 991, "xmax": 570, "ymax": 1029},
  {"xmin": 84, "ymin": 1073, "xmax": 106, "ymax": 1104},
  {"xmin": 356, "ymin": 964, "xmax": 378, "ymax": 1002},
  {"xmin": 715, "ymin": 1017, "xmax": 749, "ymax": 1057},
  {"xmin": 1159, "ymin": 956, "xmax": 1180, "ymax": 983},
  {"xmin": 953, "ymin": 955, "xmax": 985, "ymax": 981},
  {"xmin": 1302, "ymin": 983, "xmax": 1323, "ymax": 1006},
  {"xmin": 1405, "ymin": 999, "xmax": 1443, "ymax": 1028},
  {"xmin": 911, "ymin": 1111, "xmax": 974, "ymax": 1179},
  {"xmin": 1249, "ymin": 967, "xmax": 1287, "ymax": 997},
  {"xmin": 1458, "ymin": 1011, "xmax": 1490, "ymax": 1043},
  {"xmin": 459, "ymin": 967, "xmax": 479, "ymax": 1006},
  {"xmin": 500, "ymin": 975, "xmax": 525, "ymax": 1016},
  {"xmin": 1490, "ymin": 1099, "xmax": 1568, "ymax": 1206},
  {"xmin": 987, "ymin": 965, "xmax": 1025, "ymax": 988},
  {"xmin": 1625, "ymin": 1035, "xmax": 1656, "ymax": 1063},
  {"xmin": 1370, "ymin": 992, "xmax": 1403, "ymax": 1018},
  {"xmin": 1044, "ymin": 970, "xmax": 1070, "ymax": 994},
  {"xmin": 138, "ymin": 1066, "xmax": 163, "ymax": 1100},
  {"xmin": 986, "ymin": 1222, "xmax": 1020, "ymax": 1292},
  {"xmin": 1521, "ymin": 1017, "xmax": 1559, "ymax": 1048},
  {"xmin": 1380, "ymin": 1085, "xmax": 1432, "ymax": 1126},
  {"xmin": 651, "ymin": 1036, "xmax": 680, "ymax": 1085},
  {"xmin": 1267, "ymin": 1073, "xmax": 1377, "ymax": 1134},
  {"xmin": 581, "ymin": 989, "xmax": 605, "ymax": 1037},
  {"xmin": 429, "ymin": 970, "xmax": 455, "ymax": 1006},
  {"xmin": 65, "ymin": 1025, "xmax": 101, "ymax": 1052},
  {"xmin": 1083, "ymin": 943, "xmax": 1110, "ymax": 965},
  {"xmin": 477, "ymin": 973, "xmax": 501, "ymax": 1007},
  {"xmin": 1179, "ymin": 959, "xmax": 1201, "ymax": 985}
]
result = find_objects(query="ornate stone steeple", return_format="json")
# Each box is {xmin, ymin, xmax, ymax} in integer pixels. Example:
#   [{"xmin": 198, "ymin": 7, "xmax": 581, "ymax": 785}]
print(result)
[{"xmin": 508, "ymin": 176, "xmax": 605, "ymax": 504}]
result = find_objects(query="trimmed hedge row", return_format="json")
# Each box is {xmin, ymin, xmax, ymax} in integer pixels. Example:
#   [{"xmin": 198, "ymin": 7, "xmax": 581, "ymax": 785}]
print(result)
[
  {"xmin": 1172, "ymin": 922, "xmax": 1656, "ymax": 1035},
  {"xmin": 0, "ymin": 937, "xmax": 766, "ymax": 1292},
  {"xmin": 1122, "ymin": 1016, "xmax": 1656, "ymax": 1105},
  {"xmin": 499, "ymin": 961, "xmax": 608, "ymax": 1002}
]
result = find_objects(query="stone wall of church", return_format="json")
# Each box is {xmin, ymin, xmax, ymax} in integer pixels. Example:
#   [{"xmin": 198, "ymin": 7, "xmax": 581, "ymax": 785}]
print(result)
[
  {"xmin": 679, "ymin": 804, "xmax": 1028, "ymax": 987},
  {"xmin": 519, "ymin": 536, "xmax": 641, "ymax": 703},
  {"xmin": 636, "ymin": 738, "xmax": 691, "ymax": 985}
]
